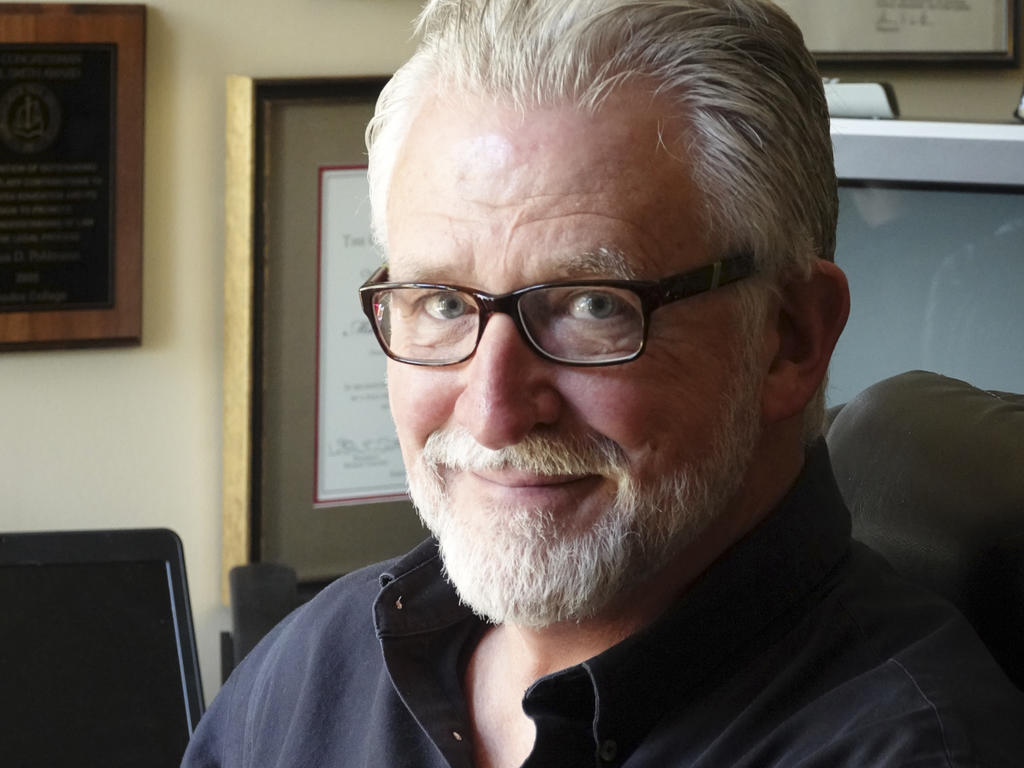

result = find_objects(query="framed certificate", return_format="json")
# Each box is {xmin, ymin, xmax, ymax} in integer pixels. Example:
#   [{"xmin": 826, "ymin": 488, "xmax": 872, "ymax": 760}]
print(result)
[
  {"xmin": 776, "ymin": 0, "xmax": 1019, "ymax": 64},
  {"xmin": 222, "ymin": 77, "xmax": 424, "ymax": 596},
  {"xmin": 314, "ymin": 166, "xmax": 406, "ymax": 506}
]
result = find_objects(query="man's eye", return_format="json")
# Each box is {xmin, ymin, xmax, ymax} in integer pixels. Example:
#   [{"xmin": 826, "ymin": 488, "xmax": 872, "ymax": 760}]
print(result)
[
  {"xmin": 424, "ymin": 291, "xmax": 469, "ymax": 320},
  {"xmin": 568, "ymin": 291, "xmax": 621, "ymax": 320}
]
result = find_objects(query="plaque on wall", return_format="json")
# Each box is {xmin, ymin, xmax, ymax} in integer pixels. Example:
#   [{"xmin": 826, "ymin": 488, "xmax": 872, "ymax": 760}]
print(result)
[{"xmin": 0, "ymin": 4, "xmax": 144, "ymax": 349}]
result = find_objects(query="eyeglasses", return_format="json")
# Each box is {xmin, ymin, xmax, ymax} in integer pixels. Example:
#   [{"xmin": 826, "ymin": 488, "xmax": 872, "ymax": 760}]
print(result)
[{"xmin": 358, "ymin": 252, "xmax": 756, "ymax": 367}]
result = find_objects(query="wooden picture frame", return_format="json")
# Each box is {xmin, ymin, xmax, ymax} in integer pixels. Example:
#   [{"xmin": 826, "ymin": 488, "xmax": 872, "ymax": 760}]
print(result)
[
  {"xmin": 0, "ymin": 4, "xmax": 145, "ymax": 348},
  {"xmin": 222, "ymin": 77, "xmax": 425, "ymax": 600}
]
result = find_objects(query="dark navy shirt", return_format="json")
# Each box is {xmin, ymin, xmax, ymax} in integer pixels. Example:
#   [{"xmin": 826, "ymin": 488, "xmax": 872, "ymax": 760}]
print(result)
[{"xmin": 183, "ymin": 443, "xmax": 1024, "ymax": 767}]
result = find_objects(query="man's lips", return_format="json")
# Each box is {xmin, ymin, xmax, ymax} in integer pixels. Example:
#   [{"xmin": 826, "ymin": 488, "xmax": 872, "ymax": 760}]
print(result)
[{"xmin": 466, "ymin": 468, "xmax": 594, "ymax": 488}]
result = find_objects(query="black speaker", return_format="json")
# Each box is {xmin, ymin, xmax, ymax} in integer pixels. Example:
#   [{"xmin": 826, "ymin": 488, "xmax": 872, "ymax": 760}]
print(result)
[{"xmin": 227, "ymin": 562, "xmax": 299, "ymax": 675}]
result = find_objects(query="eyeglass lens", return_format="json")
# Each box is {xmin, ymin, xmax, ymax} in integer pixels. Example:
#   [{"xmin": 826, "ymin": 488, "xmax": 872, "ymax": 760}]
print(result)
[{"xmin": 371, "ymin": 285, "xmax": 646, "ymax": 364}]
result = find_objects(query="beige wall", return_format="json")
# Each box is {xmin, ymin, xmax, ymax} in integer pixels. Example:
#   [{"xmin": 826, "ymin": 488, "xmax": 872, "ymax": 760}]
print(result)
[
  {"xmin": 0, "ymin": 0, "xmax": 422, "ymax": 703},
  {"xmin": 2, "ymin": 0, "xmax": 1020, "ymax": 704},
  {"xmin": 820, "ymin": 63, "xmax": 1024, "ymax": 122}
]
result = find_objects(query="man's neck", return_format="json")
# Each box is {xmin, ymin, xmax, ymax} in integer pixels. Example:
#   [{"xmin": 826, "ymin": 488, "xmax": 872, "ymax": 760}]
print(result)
[{"xmin": 462, "ymin": 553, "xmax": 718, "ymax": 768}]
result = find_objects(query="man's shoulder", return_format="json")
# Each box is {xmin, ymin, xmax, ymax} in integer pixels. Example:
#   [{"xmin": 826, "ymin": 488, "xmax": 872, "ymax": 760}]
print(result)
[
  {"xmin": 294, "ymin": 549, "xmax": 414, "ymax": 626},
  {"xmin": 736, "ymin": 650, "xmax": 1024, "ymax": 768},
  {"xmin": 235, "ymin": 537, "xmax": 440, "ymax": 675},
  {"xmin": 772, "ymin": 627, "xmax": 1024, "ymax": 767},
  {"xmin": 677, "ymin": 540, "xmax": 1024, "ymax": 766},
  {"xmin": 182, "ymin": 539, "xmax": 440, "ymax": 768},
  {"xmin": 798, "ymin": 542, "xmax": 1024, "ymax": 765}
]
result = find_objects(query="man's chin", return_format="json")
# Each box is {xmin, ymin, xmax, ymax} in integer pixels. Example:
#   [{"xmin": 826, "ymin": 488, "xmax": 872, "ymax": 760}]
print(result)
[{"xmin": 420, "ymin": 503, "xmax": 647, "ymax": 627}]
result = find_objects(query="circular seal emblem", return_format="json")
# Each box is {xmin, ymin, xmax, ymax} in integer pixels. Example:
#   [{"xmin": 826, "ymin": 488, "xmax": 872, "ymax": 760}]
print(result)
[{"xmin": 0, "ymin": 82, "xmax": 62, "ymax": 154}]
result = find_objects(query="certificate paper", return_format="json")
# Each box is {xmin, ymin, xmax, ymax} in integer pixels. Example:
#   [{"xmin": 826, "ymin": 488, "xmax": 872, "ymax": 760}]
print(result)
[
  {"xmin": 315, "ymin": 167, "xmax": 407, "ymax": 505},
  {"xmin": 775, "ymin": 0, "xmax": 1010, "ymax": 57}
]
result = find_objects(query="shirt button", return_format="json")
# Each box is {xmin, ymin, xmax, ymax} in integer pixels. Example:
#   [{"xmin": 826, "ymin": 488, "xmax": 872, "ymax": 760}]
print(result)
[{"xmin": 598, "ymin": 739, "xmax": 617, "ymax": 762}]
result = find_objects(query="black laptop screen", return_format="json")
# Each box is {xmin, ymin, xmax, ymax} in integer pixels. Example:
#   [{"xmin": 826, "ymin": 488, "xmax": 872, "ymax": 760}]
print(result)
[{"xmin": 0, "ymin": 530, "xmax": 203, "ymax": 768}]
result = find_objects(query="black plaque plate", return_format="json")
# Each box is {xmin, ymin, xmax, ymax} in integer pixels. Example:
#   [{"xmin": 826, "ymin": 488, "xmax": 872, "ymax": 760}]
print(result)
[{"xmin": 0, "ymin": 43, "xmax": 114, "ymax": 312}]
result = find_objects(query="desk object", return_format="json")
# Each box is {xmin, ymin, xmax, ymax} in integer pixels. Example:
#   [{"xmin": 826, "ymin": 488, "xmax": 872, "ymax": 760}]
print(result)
[{"xmin": 825, "ymin": 81, "xmax": 898, "ymax": 119}]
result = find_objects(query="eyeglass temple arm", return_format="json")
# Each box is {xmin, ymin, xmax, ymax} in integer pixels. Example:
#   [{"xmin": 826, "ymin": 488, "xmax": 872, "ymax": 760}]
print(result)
[{"xmin": 659, "ymin": 252, "xmax": 756, "ymax": 302}]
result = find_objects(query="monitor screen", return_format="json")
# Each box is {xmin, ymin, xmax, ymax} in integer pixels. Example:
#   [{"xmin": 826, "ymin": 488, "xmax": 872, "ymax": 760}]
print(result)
[
  {"xmin": 828, "ymin": 119, "xmax": 1024, "ymax": 405},
  {"xmin": 830, "ymin": 180, "xmax": 1024, "ymax": 405},
  {"xmin": 0, "ymin": 529, "xmax": 203, "ymax": 768}
]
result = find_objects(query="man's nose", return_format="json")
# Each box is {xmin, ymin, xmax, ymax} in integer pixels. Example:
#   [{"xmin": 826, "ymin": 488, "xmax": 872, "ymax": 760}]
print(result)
[{"xmin": 452, "ymin": 314, "xmax": 562, "ymax": 449}]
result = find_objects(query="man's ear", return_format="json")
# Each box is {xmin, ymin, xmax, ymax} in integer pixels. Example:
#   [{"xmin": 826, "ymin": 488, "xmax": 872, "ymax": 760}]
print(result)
[{"xmin": 761, "ymin": 260, "xmax": 850, "ymax": 425}]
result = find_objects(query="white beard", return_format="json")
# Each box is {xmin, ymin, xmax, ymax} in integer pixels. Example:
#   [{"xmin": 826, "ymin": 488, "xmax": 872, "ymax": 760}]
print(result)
[{"xmin": 405, "ymin": 349, "xmax": 763, "ymax": 628}]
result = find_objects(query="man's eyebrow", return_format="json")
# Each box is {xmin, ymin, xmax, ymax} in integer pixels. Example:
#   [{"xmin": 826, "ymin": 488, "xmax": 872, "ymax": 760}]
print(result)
[
  {"xmin": 388, "ymin": 246, "xmax": 638, "ymax": 284},
  {"xmin": 562, "ymin": 247, "xmax": 637, "ymax": 280},
  {"xmin": 386, "ymin": 257, "xmax": 446, "ymax": 283}
]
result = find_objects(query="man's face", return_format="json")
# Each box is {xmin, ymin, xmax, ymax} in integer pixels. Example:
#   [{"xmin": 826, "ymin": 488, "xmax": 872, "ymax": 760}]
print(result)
[{"xmin": 383, "ymin": 91, "xmax": 766, "ymax": 626}]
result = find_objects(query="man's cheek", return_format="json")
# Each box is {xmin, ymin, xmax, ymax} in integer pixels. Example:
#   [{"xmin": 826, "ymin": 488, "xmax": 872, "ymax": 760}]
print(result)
[{"xmin": 388, "ymin": 367, "xmax": 453, "ymax": 448}]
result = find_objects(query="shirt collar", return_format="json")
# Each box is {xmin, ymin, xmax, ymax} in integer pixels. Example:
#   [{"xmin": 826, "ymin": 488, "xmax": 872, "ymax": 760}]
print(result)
[{"xmin": 374, "ymin": 538, "xmax": 472, "ymax": 639}]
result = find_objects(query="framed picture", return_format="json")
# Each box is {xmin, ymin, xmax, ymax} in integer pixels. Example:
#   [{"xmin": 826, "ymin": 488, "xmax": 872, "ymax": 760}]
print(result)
[
  {"xmin": 314, "ymin": 165, "xmax": 408, "ymax": 507},
  {"xmin": 222, "ymin": 77, "xmax": 425, "ymax": 598},
  {"xmin": 776, "ymin": 0, "xmax": 1019, "ymax": 64},
  {"xmin": 0, "ymin": 4, "xmax": 144, "ymax": 349}
]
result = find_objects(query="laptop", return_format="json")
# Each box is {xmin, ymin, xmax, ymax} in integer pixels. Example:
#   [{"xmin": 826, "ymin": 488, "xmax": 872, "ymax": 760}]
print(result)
[{"xmin": 0, "ymin": 528, "xmax": 204, "ymax": 767}]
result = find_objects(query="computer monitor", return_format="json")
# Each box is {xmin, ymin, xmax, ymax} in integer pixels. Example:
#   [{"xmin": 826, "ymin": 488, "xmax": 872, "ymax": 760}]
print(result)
[
  {"xmin": 829, "ymin": 119, "xmax": 1024, "ymax": 405},
  {"xmin": 0, "ymin": 528, "xmax": 204, "ymax": 768}
]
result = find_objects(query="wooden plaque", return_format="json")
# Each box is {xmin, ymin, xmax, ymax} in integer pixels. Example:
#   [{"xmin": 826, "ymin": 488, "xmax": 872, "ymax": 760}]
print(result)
[{"xmin": 0, "ymin": 4, "xmax": 144, "ymax": 349}]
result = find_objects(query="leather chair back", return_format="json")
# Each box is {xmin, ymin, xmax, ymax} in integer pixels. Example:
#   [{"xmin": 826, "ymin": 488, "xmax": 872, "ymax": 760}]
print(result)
[{"xmin": 826, "ymin": 370, "xmax": 1024, "ymax": 690}]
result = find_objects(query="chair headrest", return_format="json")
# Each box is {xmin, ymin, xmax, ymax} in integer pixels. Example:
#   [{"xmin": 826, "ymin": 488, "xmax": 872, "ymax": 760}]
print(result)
[{"xmin": 826, "ymin": 370, "xmax": 1024, "ymax": 688}]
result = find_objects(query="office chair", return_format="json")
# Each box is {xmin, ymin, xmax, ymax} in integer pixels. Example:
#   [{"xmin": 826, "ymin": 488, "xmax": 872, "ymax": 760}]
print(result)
[{"xmin": 826, "ymin": 370, "xmax": 1024, "ymax": 690}]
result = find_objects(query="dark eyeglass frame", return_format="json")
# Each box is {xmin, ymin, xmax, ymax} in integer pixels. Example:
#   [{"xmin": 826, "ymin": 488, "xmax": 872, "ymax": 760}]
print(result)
[{"xmin": 358, "ymin": 252, "xmax": 757, "ymax": 367}]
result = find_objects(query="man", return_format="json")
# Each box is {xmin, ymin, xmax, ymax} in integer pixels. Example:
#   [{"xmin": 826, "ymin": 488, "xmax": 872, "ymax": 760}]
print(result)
[{"xmin": 185, "ymin": 1, "xmax": 1024, "ymax": 766}]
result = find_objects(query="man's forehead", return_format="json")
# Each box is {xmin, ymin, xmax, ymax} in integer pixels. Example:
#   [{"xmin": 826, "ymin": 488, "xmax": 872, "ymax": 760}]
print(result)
[
  {"xmin": 445, "ymin": 132, "xmax": 536, "ymax": 209},
  {"xmin": 384, "ymin": 89, "xmax": 712, "ymax": 284},
  {"xmin": 402, "ymin": 89, "xmax": 677, "ymax": 167}
]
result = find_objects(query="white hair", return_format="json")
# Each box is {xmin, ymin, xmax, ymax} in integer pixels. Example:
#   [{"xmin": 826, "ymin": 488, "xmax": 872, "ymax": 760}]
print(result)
[{"xmin": 367, "ymin": 0, "xmax": 836, "ymax": 434}]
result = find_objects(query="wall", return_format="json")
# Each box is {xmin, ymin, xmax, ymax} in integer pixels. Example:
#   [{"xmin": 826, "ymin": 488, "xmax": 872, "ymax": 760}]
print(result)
[
  {"xmin": 820, "ymin": 62, "xmax": 1024, "ymax": 122},
  {"xmin": 1, "ymin": 0, "xmax": 1020, "ymax": 705},
  {"xmin": 0, "ymin": 0, "xmax": 422, "ymax": 703}
]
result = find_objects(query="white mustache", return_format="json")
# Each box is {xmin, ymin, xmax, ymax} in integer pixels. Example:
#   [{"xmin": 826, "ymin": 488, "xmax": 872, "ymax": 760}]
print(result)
[{"xmin": 419, "ymin": 426, "xmax": 629, "ymax": 478}]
